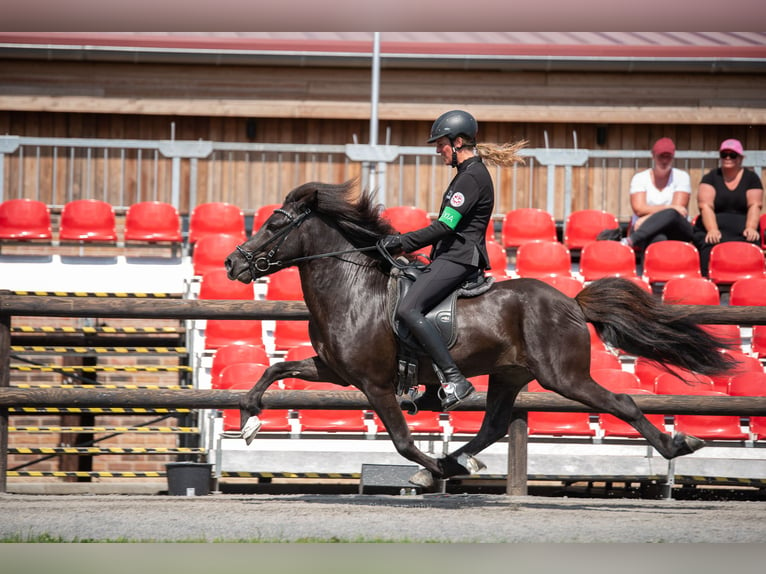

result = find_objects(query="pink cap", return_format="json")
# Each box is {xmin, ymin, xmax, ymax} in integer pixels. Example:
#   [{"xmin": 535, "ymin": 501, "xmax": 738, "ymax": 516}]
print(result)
[
  {"xmin": 652, "ymin": 137, "xmax": 675, "ymax": 156},
  {"xmin": 719, "ymin": 139, "xmax": 744, "ymax": 155}
]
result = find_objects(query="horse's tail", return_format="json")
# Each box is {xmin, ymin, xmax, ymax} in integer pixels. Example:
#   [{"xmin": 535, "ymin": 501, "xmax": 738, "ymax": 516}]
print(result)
[{"xmin": 575, "ymin": 277, "xmax": 736, "ymax": 375}]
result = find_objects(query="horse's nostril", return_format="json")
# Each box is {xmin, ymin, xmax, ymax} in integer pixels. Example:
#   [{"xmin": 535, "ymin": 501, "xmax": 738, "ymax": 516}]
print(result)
[{"xmin": 224, "ymin": 257, "xmax": 232, "ymax": 272}]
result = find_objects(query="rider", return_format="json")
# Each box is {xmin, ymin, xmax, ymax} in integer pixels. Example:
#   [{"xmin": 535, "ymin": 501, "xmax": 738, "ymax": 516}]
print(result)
[{"xmin": 380, "ymin": 109, "xmax": 503, "ymax": 411}]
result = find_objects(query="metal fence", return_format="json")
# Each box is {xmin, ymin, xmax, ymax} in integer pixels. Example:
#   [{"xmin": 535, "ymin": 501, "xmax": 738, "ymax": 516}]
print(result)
[{"xmin": 2, "ymin": 135, "xmax": 765, "ymax": 223}]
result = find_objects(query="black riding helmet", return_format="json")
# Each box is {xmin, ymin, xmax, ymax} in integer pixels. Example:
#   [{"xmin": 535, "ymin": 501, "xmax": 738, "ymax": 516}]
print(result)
[{"xmin": 427, "ymin": 110, "xmax": 478, "ymax": 144}]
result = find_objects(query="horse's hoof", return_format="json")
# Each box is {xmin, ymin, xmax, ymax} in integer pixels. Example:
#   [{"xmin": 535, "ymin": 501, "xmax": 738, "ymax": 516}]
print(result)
[
  {"xmin": 409, "ymin": 468, "xmax": 434, "ymax": 489},
  {"xmin": 673, "ymin": 432, "xmax": 705, "ymax": 456},
  {"xmin": 241, "ymin": 416, "xmax": 262, "ymax": 445},
  {"xmin": 682, "ymin": 433, "xmax": 705, "ymax": 454},
  {"xmin": 456, "ymin": 453, "xmax": 486, "ymax": 475}
]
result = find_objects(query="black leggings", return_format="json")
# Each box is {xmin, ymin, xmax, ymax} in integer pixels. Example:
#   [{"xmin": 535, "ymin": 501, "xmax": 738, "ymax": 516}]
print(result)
[
  {"xmin": 628, "ymin": 208, "xmax": 693, "ymax": 250},
  {"xmin": 396, "ymin": 258, "xmax": 477, "ymax": 326}
]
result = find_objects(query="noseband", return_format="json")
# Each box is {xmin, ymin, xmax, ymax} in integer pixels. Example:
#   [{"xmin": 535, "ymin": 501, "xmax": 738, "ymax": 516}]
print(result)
[{"xmin": 235, "ymin": 207, "xmax": 312, "ymax": 276}]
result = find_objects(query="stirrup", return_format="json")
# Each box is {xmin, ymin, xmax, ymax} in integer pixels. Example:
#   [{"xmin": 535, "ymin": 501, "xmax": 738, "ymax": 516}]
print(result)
[{"xmin": 438, "ymin": 380, "xmax": 475, "ymax": 412}]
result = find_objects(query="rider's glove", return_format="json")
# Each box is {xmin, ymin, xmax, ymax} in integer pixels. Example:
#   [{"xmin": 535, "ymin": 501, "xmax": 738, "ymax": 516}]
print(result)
[{"xmin": 379, "ymin": 234, "xmax": 403, "ymax": 254}]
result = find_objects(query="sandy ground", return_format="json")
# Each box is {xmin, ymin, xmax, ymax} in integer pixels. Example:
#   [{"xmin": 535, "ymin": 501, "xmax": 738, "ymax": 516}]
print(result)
[{"xmin": 2, "ymin": 491, "xmax": 766, "ymax": 543}]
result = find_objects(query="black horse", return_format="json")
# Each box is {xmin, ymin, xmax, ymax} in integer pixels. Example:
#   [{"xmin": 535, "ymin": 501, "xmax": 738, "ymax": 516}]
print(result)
[{"xmin": 225, "ymin": 180, "xmax": 734, "ymax": 489}]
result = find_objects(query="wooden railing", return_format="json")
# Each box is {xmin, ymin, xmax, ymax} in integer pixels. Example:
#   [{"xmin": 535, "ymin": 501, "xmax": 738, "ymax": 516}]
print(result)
[{"xmin": 2, "ymin": 292, "xmax": 766, "ymax": 494}]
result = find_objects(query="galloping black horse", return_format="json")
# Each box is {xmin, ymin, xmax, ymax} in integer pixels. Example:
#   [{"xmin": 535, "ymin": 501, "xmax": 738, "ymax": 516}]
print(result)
[{"xmin": 225, "ymin": 180, "xmax": 734, "ymax": 488}]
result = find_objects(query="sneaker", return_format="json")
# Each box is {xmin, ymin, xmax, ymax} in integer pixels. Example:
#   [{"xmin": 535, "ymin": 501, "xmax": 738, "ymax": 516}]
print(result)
[{"xmin": 596, "ymin": 228, "xmax": 622, "ymax": 241}]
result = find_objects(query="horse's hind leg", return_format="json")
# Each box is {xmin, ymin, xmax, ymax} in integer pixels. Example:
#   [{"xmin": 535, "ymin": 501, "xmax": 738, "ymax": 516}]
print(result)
[
  {"xmin": 239, "ymin": 355, "xmax": 343, "ymax": 443},
  {"xmin": 537, "ymin": 367, "xmax": 703, "ymax": 460},
  {"xmin": 424, "ymin": 370, "xmax": 531, "ymax": 481}
]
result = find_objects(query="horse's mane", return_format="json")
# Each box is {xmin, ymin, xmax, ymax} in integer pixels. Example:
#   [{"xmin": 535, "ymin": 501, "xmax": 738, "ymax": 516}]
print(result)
[{"xmin": 285, "ymin": 179, "xmax": 396, "ymax": 247}]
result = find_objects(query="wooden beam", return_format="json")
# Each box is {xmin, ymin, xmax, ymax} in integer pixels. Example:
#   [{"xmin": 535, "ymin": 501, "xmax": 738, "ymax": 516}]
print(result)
[
  {"xmin": 2, "ymin": 95, "xmax": 765, "ymax": 125},
  {"xmin": 2, "ymin": 387, "xmax": 766, "ymax": 416}
]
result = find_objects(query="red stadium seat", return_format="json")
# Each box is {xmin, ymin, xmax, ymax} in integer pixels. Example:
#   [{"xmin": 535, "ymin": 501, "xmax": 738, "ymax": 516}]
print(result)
[
  {"xmin": 708, "ymin": 242, "xmax": 766, "ymax": 285},
  {"xmin": 634, "ymin": 357, "xmax": 673, "ymax": 392},
  {"xmin": 597, "ymin": 388, "xmax": 666, "ymax": 438},
  {"xmin": 485, "ymin": 240, "xmax": 509, "ymax": 278},
  {"xmin": 527, "ymin": 380, "xmax": 595, "ymax": 436},
  {"xmin": 587, "ymin": 323, "xmax": 607, "ymax": 352},
  {"xmin": 728, "ymin": 372, "xmax": 766, "ymax": 440},
  {"xmin": 381, "ymin": 205, "xmax": 430, "ymax": 234},
  {"xmin": 662, "ymin": 277, "xmax": 720, "ymax": 305},
  {"xmin": 280, "ymin": 345, "xmax": 320, "ymax": 389},
  {"xmin": 124, "ymin": 201, "xmax": 182, "ymax": 243},
  {"xmin": 188, "ymin": 202, "xmax": 246, "ymax": 245},
  {"xmin": 59, "ymin": 199, "xmax": 117, "ymax": 242},
  {"xmin": 469, "ymin": 374, "xmax": 489, "ymax": 392},
  {"xmin": 699, "ymin": 324, "xmax": 742, "ymax": 354},
  {"xmin": 266, "ymin": 267, "xmax": 310, "ymax": 350},
  {"xmin": 192, "ymin": 233, "xmax": 243, "ymax": 276},
  {"xmin": 297, "ymin": 382, "xmax": 368, "ymax": 433},
  {"xmin": 564, "ymin": 209, "xmax": 619, "ymax": 251},
  {"xmin": 515, "ymin": 240, "xmax": 573, "ymax": 279},
  {"xmin": 204, "ymin": 319, "xmax": 264, "ymax": 350},
  {"xmin": 642, "ymin": 240, "xmax": 701, "ymax": 284},
  {"xmin": 590, "ymin": 350, "xmax": 621, "ymax": 372},
  {"xmin": 750, "ymin": 325, "xmax": 766, "ymax": 358},
  {"xmin": 728, "ymin": 371, "xmax": 766, "ymax": 397},
  {"xmin": 655, "ymin": 372, "xmax": 715, "ymax": 395},
  {"xmin": 0, "ymin": 198, "xmax": 52, "ymax": 240},
  {"xmin": 729, "ymin": 278, "xmax": 766, "ymax": 306},
  {"xmin": 591, "ymin": 368, "xmax": 641, "ymax": 392},
  {"xmin": 671, "ymin": 389, "xmax": 748, "ymax": 440},
  {"xmin": 371, "ymin": 410, "xmax": 445, "ymax": 434},
  {"xmin": 252, "ymin": 203, "xmax": 282, "ymax": 234},
  {"xmin": 501, "ymin": 208, "xmax": 557, "ymax": 249},
  {"xmin": 579, "ymin": 241, "xmax": 638, "ymax": 281},
  {"xmin": 539, "ymin": 275, "xmax": 584, "ymax": 297},
  {"xmin": 707, "ymin": 350, "xmax": 762, "ymax": 394},
  {"xmin": 210, "ymin": 343, "xmax": 270, "ymax": 383},
  {"xmin": 218, "ymin": 364, "xmax": 291, "ymax": 432},
  {"xmin": 448, "ymin": 411, "xmax": 485, "ymax": 434},
  {"xmin": 198, "ymin": 268, "xmax": 254, "ymax": 300}
]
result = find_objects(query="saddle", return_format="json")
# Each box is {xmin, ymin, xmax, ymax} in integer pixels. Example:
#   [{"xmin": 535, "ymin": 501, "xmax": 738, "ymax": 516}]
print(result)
[{"xmin": 386, "ymin": 258, "xmax": 494, "ymax": 396}]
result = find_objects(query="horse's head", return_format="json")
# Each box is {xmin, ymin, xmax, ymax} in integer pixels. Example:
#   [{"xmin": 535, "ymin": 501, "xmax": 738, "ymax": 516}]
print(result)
[
  {"xmin": 226, "ymin": 179, "xmax": 394, "ymax": 283},
  {"xmin": 225, "ymin": 197, "xmax": 313, "ymax": 284}
]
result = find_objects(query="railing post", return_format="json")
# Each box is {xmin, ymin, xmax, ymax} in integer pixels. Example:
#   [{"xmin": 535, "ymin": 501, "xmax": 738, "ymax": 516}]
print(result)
[
  {"xmin": 0, "ymin": 312, "xmax": 11, "ymax": 493},
  {"xmin": 0, "ymin": 136, "xmax": 22, "ymax": 203},
  {"xmin": 506, "ymin": 409, "xmax": 528, "ymax": 496},
  {"xmin": 158, "ymin": 140, "xmax": 213, "ymax": 210}
]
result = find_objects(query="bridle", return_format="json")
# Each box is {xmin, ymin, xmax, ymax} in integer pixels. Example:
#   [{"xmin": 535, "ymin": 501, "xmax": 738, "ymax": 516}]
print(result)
[{"xmin": 233, "ymin": 206, "xmax": 381, "ymax": 278}]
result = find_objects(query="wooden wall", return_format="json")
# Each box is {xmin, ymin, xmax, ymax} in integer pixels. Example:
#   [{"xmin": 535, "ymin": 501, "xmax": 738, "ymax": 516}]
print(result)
[{"xmin": 1, "ymin": 56, "xmax": 765, "ymax": 220}]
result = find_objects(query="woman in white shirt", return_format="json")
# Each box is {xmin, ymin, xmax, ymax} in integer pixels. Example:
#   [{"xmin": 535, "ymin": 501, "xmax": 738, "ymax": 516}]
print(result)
[{"xmin": 624, "ymin": 137, "xmax": 694, "ymax": 250}]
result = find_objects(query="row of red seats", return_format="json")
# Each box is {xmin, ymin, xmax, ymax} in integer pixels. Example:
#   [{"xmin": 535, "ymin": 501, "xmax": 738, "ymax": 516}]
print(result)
[
  {"xmin": 511, "ymin": 239, "xmax": 766, "ymax": 286},
  {"xmin": 211, "ymin": 360, "xmax": 765, "ymax": 440},
  {"xmin": 0, "ymin": 198, "xmax": 254, "ymax": 245},
  {"xmin": 209, "ymin": 341, "xmax": 766, "ymax": 440}
]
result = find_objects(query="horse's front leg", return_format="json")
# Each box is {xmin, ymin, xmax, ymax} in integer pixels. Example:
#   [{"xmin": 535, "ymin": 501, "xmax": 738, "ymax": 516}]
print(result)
[
  {"xmin": 365, "ymin": 387, "xmax": 444, "ymax": 490},
  {"xmin": 239, "ymin": 355, "xmax": 341, "ymax": 444}
]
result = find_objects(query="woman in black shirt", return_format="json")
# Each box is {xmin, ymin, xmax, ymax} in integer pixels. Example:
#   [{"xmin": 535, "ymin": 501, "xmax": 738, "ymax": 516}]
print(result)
[{"xmin": 693, "ymin": 138, "xmax": 764, "ymax": 276}]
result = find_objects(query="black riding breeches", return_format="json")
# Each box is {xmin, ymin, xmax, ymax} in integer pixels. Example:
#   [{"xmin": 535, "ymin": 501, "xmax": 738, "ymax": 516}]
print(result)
[{"xmin": 396, "ymin": 258, "xmax": 477, "ymax": 326}]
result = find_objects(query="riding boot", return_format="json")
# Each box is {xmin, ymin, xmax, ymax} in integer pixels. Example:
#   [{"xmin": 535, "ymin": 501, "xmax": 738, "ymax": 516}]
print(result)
[{"xmin": 406, "ymin": 317, "xmax": 474, "ymax": 411}]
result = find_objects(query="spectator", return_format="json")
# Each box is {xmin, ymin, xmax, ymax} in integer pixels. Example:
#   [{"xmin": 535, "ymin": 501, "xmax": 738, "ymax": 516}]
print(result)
[
  {"xmin": 622, "ymin": 137, "xmax": 693, "ymax": 250},
  {"xmin": 692, "ymin": 138, "xmax": 764, "ymax": 276}
]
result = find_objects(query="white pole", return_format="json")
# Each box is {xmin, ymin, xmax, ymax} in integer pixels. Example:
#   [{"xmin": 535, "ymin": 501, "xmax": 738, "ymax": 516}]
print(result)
[{"xmin": 369, "ymin": 32, "xmax": 382, "ymax": 204}]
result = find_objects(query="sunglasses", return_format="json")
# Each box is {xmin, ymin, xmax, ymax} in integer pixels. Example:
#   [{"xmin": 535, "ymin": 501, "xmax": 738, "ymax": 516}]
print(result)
[{"xmin": 720, "ymin": 151, "xmax": 740, "ymax": 160}]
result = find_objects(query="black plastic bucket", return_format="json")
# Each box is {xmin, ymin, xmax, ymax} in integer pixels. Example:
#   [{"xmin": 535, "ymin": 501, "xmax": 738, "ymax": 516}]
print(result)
[{"xmin": 165, "ymin": 462, "xmax": 213, "ymax": 496}]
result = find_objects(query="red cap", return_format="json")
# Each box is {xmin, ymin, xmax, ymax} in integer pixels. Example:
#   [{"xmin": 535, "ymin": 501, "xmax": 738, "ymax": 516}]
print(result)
[
  {"xmin": 719, "ymin": 139, "xmax": 744, "ymax": 155},
  {"xmin": 652, "ymin": 137, "xmax": 676, "ymax": 156}
]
